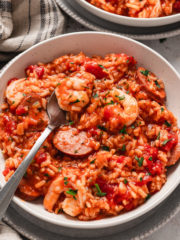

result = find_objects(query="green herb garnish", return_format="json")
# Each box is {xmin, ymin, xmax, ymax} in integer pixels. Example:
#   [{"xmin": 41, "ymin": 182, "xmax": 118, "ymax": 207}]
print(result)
[
  {"xmin": 66, "ymin": 189, "xmax": 78, "ymax": 196},
  {"xmin": 136, "ymin": 157, "xmax": 144, "ymax": 167},
  {"xmin": 95, "ymin": 183, "xmax": 106, "ymax": 197},
  {"xmin": 124, "ymin": 179, "xmax": 128, "ymax": 184},
  {"xmin": 119, "ymin": 125, "xmax": 127, "ymax": 134},
  {"xmin": 161, "ymin": 107, "xmax": 164, "ymax": 112},
  {"xmin": 64, "ymin": 177, "xmax": 68, "ymax": 185},
  {"xmin": 98, "ymin": 64, "xmax": 108, "ymax": 72},
  {"xmin": 140, "ymin": 70, "xmax": 149, "ymax": 76},
  {"xmin": 101, "ymin": 146, "xmax": 110, "ymax": 151},
  {"xmin": 121, "ymin": 144, "xmax": 126, "ymax": 152},
  {"xmin": 149, "ymin": 157, "xmax": 153, "ymax": 161},
  {"xmin": 93, "ymin": 93, "xmax": 98, "ymax": 99},
  {"xmin": 69, "ymin": 121, "xmax": 74, "ymax": 125},
  {"xmin": 162, "ymin": 139, "xmax": 172, "ymax": 145},
  {"xmin": 154, "ymin": 80, "xmax": 160, "ymax": 88},
  {"xmin": 97, "ymin": 125, "xmax": 107, "ymax": 131},
  {"xmin": 115, "ymin": 95, "xmax": 125, "ymax": 101},
  {"xmin": 164, "ymin": 120, "xmax": 171, "ymax": 127},
  {"xmin": 90, "ymin": 159, "xmax": 96, "ymax": 164},
  {"xmin": 106, "ymin": 100, "xmax": 114, "ymax": 105},
  {"xmin": 69, "ymin": 99, "xmax": 80, "ymax": 104},
  {"xmin": 157, "ymin": 132, "xmax": 160, "ymax": 140}
]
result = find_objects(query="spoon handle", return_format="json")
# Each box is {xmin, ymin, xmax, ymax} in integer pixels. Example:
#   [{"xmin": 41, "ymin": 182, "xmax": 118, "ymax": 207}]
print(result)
[{"xmin": 0, "ymin": 126, "xmax": 53, "ymax": 220}]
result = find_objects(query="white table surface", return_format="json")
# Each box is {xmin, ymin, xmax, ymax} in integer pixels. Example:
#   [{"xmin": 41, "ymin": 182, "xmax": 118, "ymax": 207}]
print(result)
[{"xmin": 65, "ymin": 17, "xmax": 180, "ymax": 240}]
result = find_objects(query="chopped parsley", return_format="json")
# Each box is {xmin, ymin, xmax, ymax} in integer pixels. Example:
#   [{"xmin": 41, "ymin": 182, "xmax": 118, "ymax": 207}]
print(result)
[
  {"xmin": 43, "ymin": 145, "xmax": 48, "ymax": 149},
  {"xmin": 126, "ymin": 91, "xmax": 130, "ymax": 94},
  {"xmin": 119, "ymin": 125, "xmax": 127, "ymax": 134},
  {"xmin": 164, "ymin": 120, "xmax": 171, "ymax": 127},
  {"xmin": 124, "ymin": 179, "xmax": 128, "ymax": 184},
  {"xmin": 149, "ymin": 156, "xmax": 153, "ymax": 161},
  {"xmin": 115, "ymin": 95, "xmax": 125, "ymax": 101},
  {"xmin": 69, "ymin": 99, "xmax": 80, "ymax": 104},
  {"xmin": 70, "ymin": 62, "xmax": 74, "ymax": 64},
  {"xmin": 162, "ymin": 139, "xmax": 172, "ymax": 145},
  {"xmin": 90, "ymin": 159, "xmax": 96, "ymax": 164},
  {"xmin": 23, "ymin": 93, "xmax": 26, "ymax": 97},
  {"xmin": 140, "ymin": 70, "xmax": 149, "ymax": 76},
  {"xmin": 135, "ymin": 156, "xmax": 144, "ymax": 167},
  {"xmin": 64, "ymin": 177, "xmax": 68, "ymax": 185},
  {"xmin": 58, "ymin": 167, "xmax": 62, "ymax": 172},
  {"xmin": 58, "ymin": 208, "xmax": 63, "ymax": 213},
  {"xmin": 12, "ymin": 101, "xmax": 15, "ymax": 104},
  {"xmin": 154, "ymin": 80, "xmax": 160, "ymax": 88},
  {"xmin": 68, "ymin": 121, "xmax": 74, "ymax": 126},
  {"xmin": 145, "ymin": 193, "xmax": 151, "ymax": 201},
  {"xmin": 95, "ymin": 183, "xmax": 106, "ymax": 197},
  {"xmin": 140, "ymin": 177, "xmax": 143, "ymax": 182},
  {"xmin": 74, "ymin": 150, "xmax": 78, "ymax": 153},
  {"xmin": 157, "ymin": 132, "xmax": 160, "ymax": 140},
  {"xmin": 121, "ymin": 144, "xmax": 126, "ymax": 152},
  {"xmin": 66, "ymin": 189, "xmax": 78, "ymax": 197},
  {"xmin": 97, "ymin": 125, "xmax": 107, "ymax": 131},
  {"xmin": 131, "ymin": 124, "xmax": 135, "ymax": 129},
  {"xmin": 106, "ymin": 100, "xmax": 114, "ymax": 105},
  {"xmin": 101, "ymin": 146, "xmax": 110, "ymax": 151},
  {"xmin": 44, "ymin": 173, "xmax": 49, "ymax": 177},
  {"xmin": 93, "ymin": 93, "xmax": 99, "ymax": 98},
  {"xmin": 56, "ymin": 83, "xmax": 61, "ymax": 86},
  {"xmin": 161, "ymin": 107, "xmax": 164, "ymax": 112},
  {"xmin": 98, "ymin": 64, "xmax": 108, "ymax": 72}
]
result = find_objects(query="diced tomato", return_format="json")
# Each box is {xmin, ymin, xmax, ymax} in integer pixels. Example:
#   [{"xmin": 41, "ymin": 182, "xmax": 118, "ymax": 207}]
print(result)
[
  {"xmin": 96, "ymin": 178, "xmax": 115, "ymax": 200},
  {"xmin": 127, "ymin": 56, "xmax": 136, "ymax": 65},
  {"xmin": 3, "ymin": 115, "xmax": 16, "ymax": 134},
  {"xmin": 25, "ymin": 65, "xmax": 44, "ymax": 79},
  {"xmin": 136, "ymin": 175, "xmax": 152, "ymax": 186},
  {"xmin": 144, "ymin": 145, "xmax": 158, "ymax": 161},
  {"xmin": 147, "ymin": 160, "xmax": 163, "ymax": 175},
  {"xmin": 88, "ymin": 127, "xmax": 98, "ymax": 136},
  {"xmin": 103, "ymin": 106, "xmax": 113, "ymax": 121},
  {"xmin": 162, "ymin": 133, "xmax": 178, "ymax": 152},
  {"xmin": 113, "ymin": 191, "xmax": 131, "ymax": 205},
  {"xmin": 35, "ymin": 66, "xmax": 44, "ymax": 79},
  {"xmin": 84, "ymin": 62, "xmax": 108, "ymax": 79},
  {"xmin": 3, "ymin": 168, "xmax": 10, "ymax": 176},
  {"xmin": 7, "ymin": 78, "xmax": 18, "ymax": 86},
  {"xmin": 35, "ymin": 152, "xmax": 47, "ymax": 164},
  {"xmin": 16, "ymin": 105, "xmax": 28, "ymax": 115},
  {"xmin": 174, "ymin": 0, "xmax": 180, "ymax": 12},
  {"xmin": 116, "ymin": 156, "xmax": 126, "ymax": 163}
]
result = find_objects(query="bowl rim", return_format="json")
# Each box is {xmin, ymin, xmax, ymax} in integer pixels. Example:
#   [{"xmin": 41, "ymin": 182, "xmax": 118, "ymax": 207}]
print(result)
[
  {"xmin": 1, "ymin": 31, "xmax": 180, "ymax": 229},
  {"xmin": 78, "ymin": 0, "xmax": 180, "ymax": 23}
]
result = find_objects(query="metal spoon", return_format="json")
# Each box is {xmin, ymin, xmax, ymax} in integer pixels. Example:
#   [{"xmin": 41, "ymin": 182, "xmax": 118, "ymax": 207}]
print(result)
[{"xmin": 0, "ymin": 91, "xmax": 66, "ymax": 220}]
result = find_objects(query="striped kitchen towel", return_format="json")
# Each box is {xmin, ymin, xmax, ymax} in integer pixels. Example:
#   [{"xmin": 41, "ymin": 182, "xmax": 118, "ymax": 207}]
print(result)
[{"xmin": 0, "ymin": 0, "xmax": 65, "ymax": 62}]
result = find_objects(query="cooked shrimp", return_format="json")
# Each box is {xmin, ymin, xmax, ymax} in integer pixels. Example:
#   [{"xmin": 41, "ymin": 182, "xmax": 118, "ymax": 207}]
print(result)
[
  {"xmin": 103, "ymin": 88, "xmax": 138, "ymax": 131},
  {"xmin": 168, "ymin": 131, "xmax": 180, "ymax": 166},
  {"xmin": 43, "ymin": 175, "xmax": 64, "ymax": 212},
  {"xmin": 6, "ymin": 77, "xmax": 55, "ymax": 108},
  {"xmin": 62, "ymin": 198, "xmax": 81, "ymax": 217},
  {"xmin": 55, "ymin": 71, "xmax": 95, "ymax": 112}
]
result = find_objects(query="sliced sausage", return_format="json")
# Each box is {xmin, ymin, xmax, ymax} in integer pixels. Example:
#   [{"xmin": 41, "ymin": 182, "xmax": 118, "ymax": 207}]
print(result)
[
  {"xmin": 137, "ymin": 67, "xmax": 166, "ymax": 104},
  {"xmin": 17, "ymin": 179, "xmax": 41, "ymax": 201},
  {"xmin": 168, "ymin": 131, "xmax": 180, "ymax": 166},
  {"xmin": 53, "ymin": 127, "xmax": 93, "ymax": 156}
]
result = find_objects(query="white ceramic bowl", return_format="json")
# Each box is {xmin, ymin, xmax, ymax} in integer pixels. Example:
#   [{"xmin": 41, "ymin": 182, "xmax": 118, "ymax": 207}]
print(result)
[
  {"xmin": 76, "ymin": 0, "xmax": 180, "ymax": 27},
  {"xmin": 0, "ymin": 32, "xmax": 180, "ymax": 238}
]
